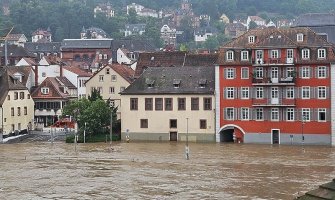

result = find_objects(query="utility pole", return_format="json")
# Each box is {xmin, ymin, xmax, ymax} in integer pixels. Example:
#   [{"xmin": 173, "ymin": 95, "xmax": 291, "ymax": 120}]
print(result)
[
  {"xmin": 1, "ymin": 27, "xmax": 14, "ymax": 66},
  {"xmin": 0, "ymin": 106, "xmax": 3, "ymax": 143},
  {"xmin": 185, "ymin": 118, "xmax": 189, "ymax": 160},
  {"xmin": 110, "ymin": 110, "xmax": 113, "ymax": 149}
]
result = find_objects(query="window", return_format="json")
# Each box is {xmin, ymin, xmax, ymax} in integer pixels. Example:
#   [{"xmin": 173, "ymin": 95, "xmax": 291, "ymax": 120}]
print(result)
[
  {"xmin": 256, "ymin": 108, "xmax": 263, "ymax": 120},
  {"xmin": 98, "ymin": 54, "xmax": 102, "ymax": 60},
  {"xmin": 271, "ymin": 108, "xmax": 279, "ymax": 121},
  {"xmin": 241, "ymin": 87, "xmax": 249, "ymax": 99},
  {"xmin": 42, "ymin": 72, "xmax": 46, "ymax": 77},
  {"xmin": 27, "ymin": 94, "xmax": 30, "ymax": 99},
  {"xmin": 241, "ymin": 108, "xmax": 249, "ymax": 120},
  {"xmin": 302, "ymin": 49, "xmax": 310, "ymax": 59},
  {"xmin": 271, "ymin": 50, "xmax": 279, "ymax": 58},
  {"xmin": 241, "ymin": 67, "xmax": 249, "ymax": 79},
  {"xmin": 225, "ymin": 68, "xmax": 235, "ymax": 79},
  {"xmin": 318, "ymin": 108, "xmax": 326, "ymax": 122},
  {"xmin": 170, "ymin": 119, "xmax": 177, "ymax": 128},
  {"xmin": 318, "ymin": 49, "xmax": 326, "ymax": 59},
  {"xmin": 200, "ymin": 120, "xmax": 207, "ymax": 129},
  {"xmin": 155, "ymin": 98, "xmax": 163, "ymax": 110},
  {"xmin": 191, "ymin": 98, "xmax": 199, "ymax": 110},
  {"xmin": 106, "ymin": 69, "xmax": 110, "ymax": 74},
  {"xmin": 11, "ymin": 107, "xmax": 14, "ymax": 116},
  {"xmin": 302, "ymin": 108, "xmax": 310, "ymax": 122},
  {"xmin": 256, "ymin": 87, "xmax": 264, "ymax": 99},
  {"xmin": 17, "ymin": 107, "xmax": 21, "ymax": 116},
  {"xmin": 145, "ymin": 98, "xmax": 153, "ymax": 111},
  {"xmin": 203, "ymin": 98, "xmax": 212, "ymax": 110},
  {"xmin": 20, "ymin": 92, "xmax": 24, "ymax": 99},
  {"xmin": 317, "ymin": 66, "xmax": 327, "ymax": 78},
  {"xmin": 248, "ymin": 36, "xmax": 255, "ymax": 43},
  {"xmin": 255, "ymin": 67, "xmax": 263, "ymax": 78},
  {"xmin": 109, "ymin": 87, "xmax": 115, "ymax": 94},
  {"xmin": 13, "ymin": 92, "xmax": 18, "ymax": 100},
  {"xmin": 111, "ymin": 75, "xmax": 117, "ymax": 81},
  {"xmin": 302, "ymin": 86, "xmax": 310, "ymax": 99},
  {"xmin": 226, "ymin": 51, "xmax": 234, "ymax": 61},
  {"xmin": 241, "ymin": 51, "xmax": 249, "ymax": 61},
  {"xmin": 109, "ymin": 100, "xmax": 115, "ymax": 107},
  {"xmin": 97, "ymin": 87, "xmax": 103, "ymax": 94},
  {"xmin": 286, "ymin": 87, "xmax": 294, "ymax": 99},
  {"xmin": 99, "ymin": 75, "xmax": 104, "ymax": 82},
  {"xmin": 225, "ymin": 108, "xmax": 234, "ymax": 120},
  {"xmin": 286, "ymin": 67, "xmax": 295, "ymax": 78},
  {"xmin": 104, "ymin": 54, "xmax": 108, "ymax": 59},
  {"xmin": 318, "ymin": 86, "xmax": 326, "ymax": 99},
  {"xmin": 7, "ymin": 95, "xmax": 10, "ymax": 100},
  {"xmin": 297, "ymin": 33, "xmax": 304, "ymax": 42},
  {"xmin": 165, "ymin": 98, "xmax": 173, "ymax": 111},
  {"xmin": 226, "ymin": 87, "xmax": 235, "ymax": 99},
  {"xmin": 24, "ymin": 107, "xmax": 27, "ymax": 115},
  {"xmin": 140, "ymin": 119, "xmax": 148, "ymax": 128},
  {"xmin": 178, "ymin": 98, "xmax": 186, "ymax": 110},
  {"xmin": 120, "ymin": 87, "xmax": 125, "ymax": 92},
  {"xmin": 286, "ymin": 108, "xmax": 294, "ymax": 121},
  {"xmin": 41, "ymin": 87, "xmax": 49, "ymax": 94},
  {"xmin": 130, "ymin": 98, "xmax": 138, "ymax": 110},
  {"xmin": 301, "ymin": 67, "xmax": 310, "ymax": 78}
]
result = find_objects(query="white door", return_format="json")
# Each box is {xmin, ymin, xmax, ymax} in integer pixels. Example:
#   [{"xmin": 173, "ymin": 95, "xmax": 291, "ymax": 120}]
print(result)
[
  {"xmin": 287, "ymin": 49, "xmax": 293, "ymax": 64},
  {"xmin": 271, "ymin": 87, "xmax": 279, "ymax": 104},
  {"xmin": 256, "ymin": 50, "xmax": 263, "ymax": 64},
  {"xmin": 271, "ymin": 67, "xmax": 279, "ymax": 83}
]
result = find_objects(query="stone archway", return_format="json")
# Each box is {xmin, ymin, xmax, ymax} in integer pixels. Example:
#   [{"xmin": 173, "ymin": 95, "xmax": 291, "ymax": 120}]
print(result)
[{"xmin": 218, "ymin": 124, "xmax": 246, "ymax": 143}]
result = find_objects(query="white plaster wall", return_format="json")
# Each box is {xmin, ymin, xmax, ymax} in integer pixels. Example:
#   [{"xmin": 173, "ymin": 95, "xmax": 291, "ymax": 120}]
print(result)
[{"xmin": 117, "ymin": 49, "xmax": 132, "ymax": 65}]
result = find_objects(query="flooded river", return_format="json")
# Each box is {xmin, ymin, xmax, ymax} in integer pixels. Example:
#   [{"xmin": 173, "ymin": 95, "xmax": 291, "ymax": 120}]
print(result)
[{"xmin": 0, "ymin": 142, "xmax": 334, "ymax": 200}]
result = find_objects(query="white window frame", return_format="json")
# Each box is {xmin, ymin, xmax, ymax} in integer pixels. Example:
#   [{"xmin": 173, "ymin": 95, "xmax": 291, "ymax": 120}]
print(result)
[
  {"xmin": 318, "ymin": 108, "xmax": 326, "ymax": 122},
  {"xmin": 302, "ymin": 108, "xmax": 310, "ymax": 122},
  {"xmin": 301, "ymin": 66, "xmax": 310, "ymax": 79},
  {"xmin": 318, "ymin": 86, "xmax": 326, "ymax": 99},
  {"xmin": 255, "ymin": 108, "xmax": 264, "ymax": 121},
  {"xmin": 241, "ymin": 87, "xmax": 249, "ymax": 99},
  {"xmin": 110, "ymin": 87, "xmax": 115, "ymax": 94},
  {"xmin": 241, "ymin": 67, "xmax": 249, "ymax": 79},
  {"xmin": 286, "ymin": 87, "xmax": 295, "ymax": 99},
  {"xmin": 41, "ymin": 87, "xmax": 49, "ymax": 94},
  {"xmin": 99, "ymin": 75, "xmax": 104, "ymax": 82},
  {"xmin": 271, "ymin": 108, "xmax": 279, "ymax": 121},
  {"xmin": 255, "ymin": 67, "xmax": 263, "ymax": 79},
  {"xmin": 226, "ymin": 68, "xmax": 235, "ymax": 79},
  {"xmin": 225, "ymin": 107, "xmax": 234, "ymax": 120},
  {"xmin": 241, "ymin": 108, "xmax": 249, "ymax": 120},
  {"xmin": 286, "ymin": 67, "xmax": 294, "ymax": 78},
  {"xmin": 271, "ymin": 50, "xmax": 279, "ymax": 58},
  {"xmin": 256, "ymin": 87, "xmax": 264, "ymax": 99},
  {"xmin": 226, "ymin": 87, "xmax": 235, "ymax": 99},
  {"xmin": 317, "ymin": 66, "xmax": 327, "ymax": 78},
  {"xmin": 241, "ymin": 51, "xmax": 249, "ymax": 61},
  {"xmin": 302, "ymin": 49, "xmax": 310, "ymax": 59},
  {"xmin": 318, "ymin": 49, "xmax": 326, "ymax": 59},
  {"xmin": 226, "ymin": 51, "xmax": 234, "ymax": 61},
  {"xmin": 286, "ymin": 108, "xmax": 294, "ymax": 121},
  {"xmin": 111, "ymin": 75, "xmax": 117, "ymax": 82},
  {"xmin": 297, "ymin": 33, "xmax": 304, "ymax": 42},
  {"xmin": 248, "ymin": 36, "xmax": 255, "ymax": 43},
  {"xmin": 301, "ymin": 86, "xmax": 310, "ymax": 99}
]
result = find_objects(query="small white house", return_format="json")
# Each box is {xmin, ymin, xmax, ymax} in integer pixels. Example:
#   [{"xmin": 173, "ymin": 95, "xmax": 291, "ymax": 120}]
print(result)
[
  {"xmin": 33, "ymin": 56, "xmax": 61, "ymax": 85},
  {"xmin": 62, "ymin": 66, "xmax": 92, "ymax": 99}
]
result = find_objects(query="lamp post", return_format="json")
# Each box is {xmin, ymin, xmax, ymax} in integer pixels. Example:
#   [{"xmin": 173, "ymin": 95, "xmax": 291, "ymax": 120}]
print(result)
[
  {"xmin": 110, "ymin": 110, "xmax": 113, "ymax": 150},
  {"xmin": 0, "ymin": 106, "xmax": 3, "ymax": 143},
  {"xmin": 84, "ymin": 122, "xmax": 86, "ymax": 143},
  {"xmin": 185, "ymin": 118, "xmax": 189, "ymax": 160},
  {"xmin": 302, "ymin": 115, "xmax": 306, "ymax": 149}
]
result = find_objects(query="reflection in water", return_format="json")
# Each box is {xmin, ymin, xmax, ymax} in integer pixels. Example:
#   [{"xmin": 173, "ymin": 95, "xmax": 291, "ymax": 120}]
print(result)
[{"xmin": 0, "ymin": 142, "xmax": 334, "ymax": 200}]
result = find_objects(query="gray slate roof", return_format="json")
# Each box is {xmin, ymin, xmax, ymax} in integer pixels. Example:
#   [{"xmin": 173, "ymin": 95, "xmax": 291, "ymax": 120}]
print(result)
[
  {"xmin": 61, "ymin": 39, "xmax": 113, "ymax": 49},
  {"xmin": 25, "ymin": 42, "xmax": 61, "ymax": 53},
  {"xmin": 121, "ymin": 66, "xmax": 215, "ymax": 95},
  {"xmin": 296, "ymin": 178, "xmax": 335, "ymax": 200},
  {"xmin": 294, "ymin": 13, "xmax": 335, "ymax": 27}
]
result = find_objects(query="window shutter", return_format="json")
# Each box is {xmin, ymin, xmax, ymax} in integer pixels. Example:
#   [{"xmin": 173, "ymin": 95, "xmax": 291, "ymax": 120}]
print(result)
[
  {"xmin": 294, "ymin": 109, "xmax": 298, "ymax": 121},
  {"xmin": 224, "ymin": 68, "xmax": 227, "ymax": 79},
  {"xmin": 234, "ymin": 68, "xmax": 237, "ymax": 79},
  {"xmin": 326, "ymin": 66, "xmax": 329, "ymax": 78},
  {"xmin": 309, "ymin": 66, "xmax": 313, "ymax": 78},
  {"xmin": 315, "ymin": 67, "xmax": 318, "ymax": 78},
  {"xmin": 299, "ymin": 67, "xmax": 303, "ymax": 78},
  {"xmin": 326, "ymin": 108, "xmax": 331, "ymax": 121},
  {"xmin": 326, "ymin": 87, "xmax": 330, "ymax": 99},
  {"xmin": 296, "ymin": 87, "xmax": 300, "ymax": 98},
  {"xmin": 249, "ymin": 108, "xmax": 252, "ymax": 120},
  {"xmin": 223, "ymin": 108, "xmax": 226, "ymax": 120},
  {"xmin": 313, "ymin": 108, "xmax": 318, "ymax": 121},
  {"xmin": 234, "ymin": 87, "xmax": 237, "ymax": 99},
  {"xmin": 297, "ymin": 109, "xmax": 302, "ymax": 121},
  {"xmin": 223, "ymin": 88, "xmax": 226, "ymax": 99},
  {"xmin": 310, "ymin": 87, "xmax": 314, "ymax": 99},
  {"xmin": 234, "ymin": 108, "xmax": 238, "ymax": 120},
  {"xmin": 283, "ymin": 109, "xmax": 287, "ymax": 121}
]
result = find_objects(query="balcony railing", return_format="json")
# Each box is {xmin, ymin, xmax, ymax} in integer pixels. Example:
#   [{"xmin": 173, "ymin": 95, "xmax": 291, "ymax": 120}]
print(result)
[
  {"xmin": 252, "ymin": 57, "xmax": 296, "ymax": 66},
  {"xmin": 252, "ymin": 77, "xmax": 295, "ymax": 85},
  {"xmin": 252, "ymin": 98, "xmax": 296, "ymax": 107}
]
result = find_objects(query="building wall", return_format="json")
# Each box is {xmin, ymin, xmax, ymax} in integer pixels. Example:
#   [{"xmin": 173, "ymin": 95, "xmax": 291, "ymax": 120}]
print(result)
[
  {"xmin": 117, "ymin": 49, "xmax": 132, "ymax": 65},
  {"xmin": 1, "ymin": 90, "xmax": 34, "ymax": 135},
  {"xmin": 34, "ymin": 64, "xmax": 61, "ymax": 85},
  {"xmin": 121, "ymin": 94, "xmax": 216, "ymax": 142}
]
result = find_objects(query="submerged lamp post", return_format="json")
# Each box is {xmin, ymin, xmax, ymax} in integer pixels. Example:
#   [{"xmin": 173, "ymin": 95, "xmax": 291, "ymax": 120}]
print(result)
[
  {"xmin": 301, "ymin": 115, "xmax": 306, "ymax": 149},
  {"xmin": 185, "ymin": 118, "xmax": 189, "ymax": 160},
  {"xmin": 0, "ymin": 106, "xmax": 3, "ymax": 143}
]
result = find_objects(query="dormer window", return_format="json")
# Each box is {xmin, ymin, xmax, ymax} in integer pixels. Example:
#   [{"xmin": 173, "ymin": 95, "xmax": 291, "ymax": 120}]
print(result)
[
  {"xmin": 198, "ymin": 79, "xmax": 207, "ymax": 88},
  {"xmin": 248, "ymin": 36, "xmax": 255, "ymax": 43},
  {"xmin": 226, "ymin": 50, "xmax": 234, "ymax": 61},
  {"xmin": 318, "ymin": 48, "xmax": 326, "ymax": 59},
  {"xmin": 106, "ymin": 68, "xmax": 110, "ymax": 74},
  {"xmin": 173, "ymin": 79, "xmax": 181, "ymax": 88},
  {"xmin": 241, "ymin": 51, "xmax": 249, "ymax": 61},
  {"xmin": 146, "ymin": 79, "xmax": 155, "ymax": 88},
  {"xmin": 41, "ymin": 87, "xmax": 49, "ymax": 95},
  {"xmin": 302, "ymin": 48, "xmax": 310, "ymax": 60},
  {"xmin": 297, "ymin": 33, "xmax": 304, "ymax": 42}
]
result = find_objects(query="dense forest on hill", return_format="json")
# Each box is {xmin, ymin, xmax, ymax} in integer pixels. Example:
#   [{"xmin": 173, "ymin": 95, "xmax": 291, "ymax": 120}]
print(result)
[{"xmin": 1, "ymin": 0, "xmax": 335, "ymax": 46}]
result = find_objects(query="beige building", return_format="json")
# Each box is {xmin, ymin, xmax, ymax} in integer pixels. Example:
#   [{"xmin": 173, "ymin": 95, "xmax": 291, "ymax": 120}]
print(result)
[
  {"xmin": 120, "ymin": 66, "xmax": 215, "ymax": 142},
  {"xmin": 85, "ymin": 64, "xmax": 134, "ymax": 118},
  {"xmin": 0, "ymin": 67, "xmax": 34, "ymax": 138}
]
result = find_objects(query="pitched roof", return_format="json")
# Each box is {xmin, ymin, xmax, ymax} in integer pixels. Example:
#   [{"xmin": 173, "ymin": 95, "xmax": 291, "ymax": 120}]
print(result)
[
  {"xmin": 61, "ymin": 39, "xmax": 113, "ymax": 49},
  {"xmin": 31, "ymin": 77, "xmax": 74, "ymax": 100},
  {"xmin": 19, "ymin": 57, "xmax": 37, "ymax": 66},
  {"xmin": 86, "ymin": 64, "xmax": 135, "ymax": 84},
  {"xmin": 0, "ymin": 67, "xmax": 28, "ymax": 105},
  {"xmin": 121, "ymin": 66, "xmax": 215, "ymax": 95},
  {"xmin": 249, "ymin": 16, "xmax": 265, "ymax": 22},
  {"xmin": 296, "ymin": 179, "xmax": 335, "ymax": 200},
  {"xmin": 63, "ymin": 66, "xmax": 92, "ymax": 77},
  {"xmin": 111, "ymin": 39, "xmax": 156, "ymax": 51},
  {"xmin": 42, "ymin": 55, "xmax": 63, "ymax": 65},
  {"xmin": 225, "ymin": 23, "xmax": 246, "ymax": 32},
  {"xmin": 25, "ymin": 42, "xmax": 61, "ymax": 53},
  {"xmin": 135, "ymin": 51, "xmax": 218, "ymax": 77},
  {"xmin": 294, "ymin": 13, "xmax": 335, "ymax": 27},
  {"xmin": 56, "ymin": 76, "xmax": 76, "ymax": 89},
  {"xmin": 6, "ymin": 34, "xmax": 26, "ymax": 41},
  {"xmin": 0, "ymin": 45, "xmax": 36, "ymax": 57},
  {"xmin": 7, "ymin": 66, "xmax": 33, "ymax": 86}
]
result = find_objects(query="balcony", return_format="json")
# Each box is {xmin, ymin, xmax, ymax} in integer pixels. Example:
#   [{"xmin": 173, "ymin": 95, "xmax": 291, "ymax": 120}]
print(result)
[
  {"xmin": 252, "ymin": 77, "xmax": 295, "ymax": 86},
  {"xmin": 252, "ymin": 57, "xmax": 295, "ymax": 66},
  {"xmin": 252, "ymin": 98, "xmax": 296, "ymax": 107}
]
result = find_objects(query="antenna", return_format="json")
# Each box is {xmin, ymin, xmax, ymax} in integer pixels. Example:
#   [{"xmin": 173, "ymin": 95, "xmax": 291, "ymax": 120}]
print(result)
[{"xmin": 0, "ymin": 26, "xmax": 14, "ymax": 66}]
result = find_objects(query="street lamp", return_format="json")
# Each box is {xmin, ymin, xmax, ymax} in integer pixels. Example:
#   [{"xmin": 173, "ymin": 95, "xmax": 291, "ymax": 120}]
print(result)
[
  {"xmin": 302, "ymin": 115, "xmax": 306, "ymax": 148},
  {"xmin": 185, "ymin": 118, "xmax": 189, "ymax": 160},
  {"xmin": 0, "ymin": 106, "xmax": 3, "ymax": 143},
  {"xmin": 84, "ymin": 122, "xmax": 86, "ymax": 143}
]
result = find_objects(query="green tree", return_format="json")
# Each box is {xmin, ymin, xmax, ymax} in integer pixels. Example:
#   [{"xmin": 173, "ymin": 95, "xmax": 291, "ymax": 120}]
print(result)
[
  {"xmin": 128, "ymin": 8, "xmax": 138, "ymax": 24},
  {"xmin": 88, "ymin": 88, "xmax": 102, "ymax": 102},
  {"xmin": 203, "ymin": 36, "xmax": 219, "ymax": 50}
]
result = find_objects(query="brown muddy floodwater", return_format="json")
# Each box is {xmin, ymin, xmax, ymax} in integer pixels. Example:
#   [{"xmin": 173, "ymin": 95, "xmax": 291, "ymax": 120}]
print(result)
[{"xmin": 0, "ymin": 142, "xmax": 334, "ymax": 200}]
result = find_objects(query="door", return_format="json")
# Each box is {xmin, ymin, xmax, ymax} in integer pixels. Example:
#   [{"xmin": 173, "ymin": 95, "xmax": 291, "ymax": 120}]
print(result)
[
  {"xmin": 271, "ymin": 87, "xmax": 279, "ymax": 104},
  {"xmin": 170, "ymin": 132, "xmax": 177, "ymax": 141},
  {"xmin": 287, "ymin": 49, "xmax": 294, "ymax": 64},
  {"xmin": 272, "ymin": 129, "xmax": 280, "ymax": 144},
  {"xmin": 271, "ymin": 67, "xmax": 279, "ymax": 83},
  {"xmin": 256, "ymin": 50, "xmax": 263, "ymax": 64}
]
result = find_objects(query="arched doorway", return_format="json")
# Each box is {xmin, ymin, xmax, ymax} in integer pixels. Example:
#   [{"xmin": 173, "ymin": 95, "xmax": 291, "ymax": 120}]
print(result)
[{"xmin": 218, "ymin": 125, "xmax": 245, "ymax": 143}]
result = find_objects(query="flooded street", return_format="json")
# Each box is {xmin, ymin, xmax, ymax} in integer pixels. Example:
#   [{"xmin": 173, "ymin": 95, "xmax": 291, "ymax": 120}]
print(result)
[{"xmin": 0, "ymin": 142, "xmax": 334, "ymax": 200}]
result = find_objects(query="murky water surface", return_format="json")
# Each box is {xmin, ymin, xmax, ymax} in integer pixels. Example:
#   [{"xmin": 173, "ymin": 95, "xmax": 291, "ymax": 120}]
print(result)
[{"xmin": 0, "ymin": 142, "xmax": 334, "ymax": 200}]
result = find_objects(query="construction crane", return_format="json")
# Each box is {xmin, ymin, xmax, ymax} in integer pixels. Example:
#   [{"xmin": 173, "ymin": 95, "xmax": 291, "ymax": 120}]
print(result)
[{"xmin": 0, "ymin": 26, "xmax": 14, "ymax": 66}]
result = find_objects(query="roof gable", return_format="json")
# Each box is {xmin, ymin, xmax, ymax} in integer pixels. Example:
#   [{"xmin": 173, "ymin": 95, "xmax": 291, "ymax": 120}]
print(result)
[{"xmin": 31, "ymin": 77, "xmax": 73, "ymax": 99}]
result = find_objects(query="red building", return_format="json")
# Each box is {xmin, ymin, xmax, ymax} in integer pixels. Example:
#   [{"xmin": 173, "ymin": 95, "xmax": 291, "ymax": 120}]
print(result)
[{"xmin": 216, "ymin": 27, "xmax": 335, "ymax": 145}]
